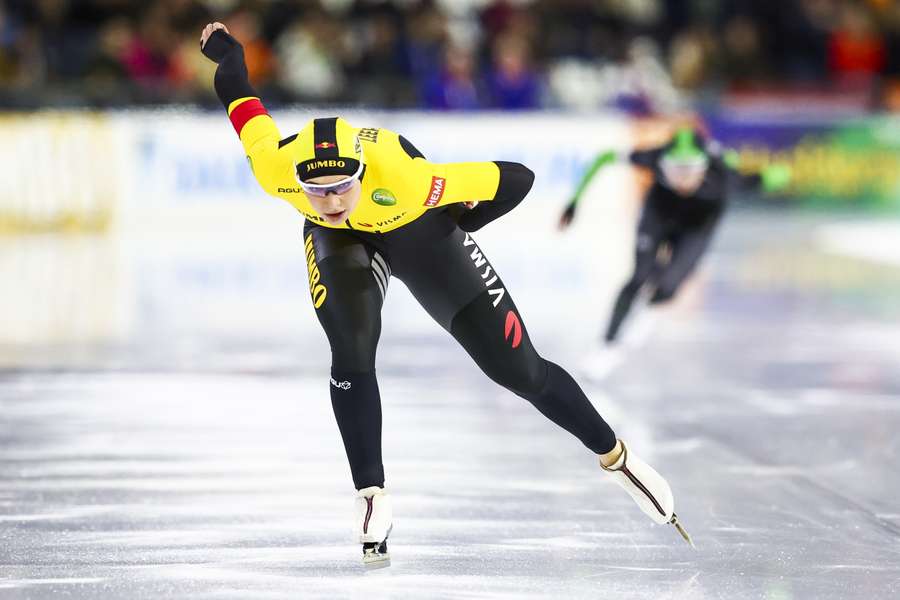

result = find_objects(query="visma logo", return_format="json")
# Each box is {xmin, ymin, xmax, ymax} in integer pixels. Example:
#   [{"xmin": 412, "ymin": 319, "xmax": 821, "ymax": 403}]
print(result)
[{"xmin": 463, "ymin": 232, "xmax": 506, "ymax": 308}]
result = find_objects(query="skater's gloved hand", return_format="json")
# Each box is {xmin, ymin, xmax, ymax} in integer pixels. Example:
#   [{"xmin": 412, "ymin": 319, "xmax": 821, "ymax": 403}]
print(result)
[
  {"xmin": 722, "ymin": 149, "xmax": 741, "ymax": 170},
  {"xmin": 558, "ymin": 202, "xmax": 576, "ymax": 230},
  {"xmin": 761, "ymin": 164, "xmax": 792, "ymax": 193},
  {"xmin": 200, "ymin": 23, "xmax": 241, "ymax": 63}
]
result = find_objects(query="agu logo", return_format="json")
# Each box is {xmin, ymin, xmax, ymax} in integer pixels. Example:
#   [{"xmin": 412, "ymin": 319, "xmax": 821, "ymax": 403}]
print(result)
[
  {"xmin": 304, "ymin": 234, "xmax": 328, "ymax": 309},
  {"xmin": 330, "ymin": 378, "xmax": 351, "ymax": 390},
  {"xmin": 424, "ymin": 176, "xmax": 446, "ymax": 207},
  {"xmin": 504, "ymin": 310, "xmax": 522, "ymax": 349}
]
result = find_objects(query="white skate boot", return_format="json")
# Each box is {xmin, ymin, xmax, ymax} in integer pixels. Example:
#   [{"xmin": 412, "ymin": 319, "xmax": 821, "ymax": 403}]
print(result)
[
  {"xmin": 601, "ymin": 440, "xmax": 693, "ymax": 546},
  {"xmin": 353, "ymin": 486, "xmax": 393, "ymax": 568}
]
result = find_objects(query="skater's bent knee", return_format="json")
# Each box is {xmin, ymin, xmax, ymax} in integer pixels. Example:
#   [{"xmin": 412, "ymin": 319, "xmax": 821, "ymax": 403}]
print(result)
[
  {"xmin": 623, "ymin": 279, "xmax": 645, "ymax": 295},
  {"xmin": 504, "ymin": 356, "xmax": 549, "ymax": 396},
  {"xmin": 474, "ymin": 350, "xmax": 547, "ymax": 396},
  {"xmin": 650, "ymin": 286, "xmax": 676, "ymax": 304},
  {"xmin": 329, "ymin": 328, "xmax": 379, "ymax": 372}
]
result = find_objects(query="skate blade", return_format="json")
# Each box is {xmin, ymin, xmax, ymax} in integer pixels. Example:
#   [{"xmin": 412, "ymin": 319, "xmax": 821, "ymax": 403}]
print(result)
[
  {"xmin": 363, "ymin": 552, "xmax": 391, "ymax": 569},
  {"xmin": 669, "ymin": 514, "xmax": 694, "ymax": 548}
]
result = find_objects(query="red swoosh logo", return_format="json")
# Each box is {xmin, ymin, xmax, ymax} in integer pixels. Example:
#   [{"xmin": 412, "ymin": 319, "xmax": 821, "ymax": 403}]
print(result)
[{"xmin": 505, "ymin": 310, "xmax": 522, "ymax": 349}]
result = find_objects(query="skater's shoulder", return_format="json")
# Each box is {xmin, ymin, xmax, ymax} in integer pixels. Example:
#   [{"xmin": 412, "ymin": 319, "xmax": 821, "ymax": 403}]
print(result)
[{"xmin": 628, "ymin": 146, "xmax": 665, "ymax": 168}]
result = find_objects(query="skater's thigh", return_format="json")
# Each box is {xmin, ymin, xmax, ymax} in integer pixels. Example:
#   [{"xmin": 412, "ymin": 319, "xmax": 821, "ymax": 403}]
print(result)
[
  {"xmin": 390, "ymin": 210, "xmax": 497, "ymax": 331},
  {"xmin": 631, "ymin": 211, "xmax": 666, "ymax": 285},
  {"xmin": 303, "ymin": 222, "xmax": 387, "ymax": 371},
  {"xmin": 448, "ymin": 286, "xmax": 546, "ymax": 395},
  {"xmin": 656, "ymin": 223, "xmax": 716, "ymax": 292},
  {"xmin": 391, "ymin": 217, "xmax": 545, "ymax": 393}
]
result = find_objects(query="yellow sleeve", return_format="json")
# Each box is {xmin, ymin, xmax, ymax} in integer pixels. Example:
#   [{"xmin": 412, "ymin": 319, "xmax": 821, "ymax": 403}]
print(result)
[
  {"xmin": 227, "ymin": 97, "xmax": 295, "ymax": 196},
  {"xmin": 360, "ymin": 128, "xmax": 500, "ymax": 209},
  {"xmin": 428, "ymin": 162, "xmax": 501, "ymax": 207}
]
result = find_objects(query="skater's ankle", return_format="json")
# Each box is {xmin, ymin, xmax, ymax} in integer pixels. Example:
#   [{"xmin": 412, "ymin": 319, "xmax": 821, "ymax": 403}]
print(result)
[{"xmin": 598, "ymin": 439, "xmax": 624, "ymax": 468}]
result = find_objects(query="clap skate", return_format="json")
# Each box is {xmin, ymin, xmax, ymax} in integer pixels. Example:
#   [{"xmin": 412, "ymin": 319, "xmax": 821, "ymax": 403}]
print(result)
[
  {"xmin": 354, "ymin": 486, "xmax": 393, "ymax": 568},
  {"xmin": 601, "ymin": 440, "xmax": 693, "ymax": 546}
]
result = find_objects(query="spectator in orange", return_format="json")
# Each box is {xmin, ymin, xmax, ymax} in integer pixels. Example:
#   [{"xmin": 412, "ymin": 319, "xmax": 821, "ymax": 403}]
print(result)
[{"xmin": 227, "ymin": 8, "xmax": 274, "ymax": 88}]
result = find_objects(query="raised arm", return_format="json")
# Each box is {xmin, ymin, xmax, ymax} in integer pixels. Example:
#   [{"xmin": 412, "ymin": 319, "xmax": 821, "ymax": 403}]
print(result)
[
  {"xmin": 200, "ymin": 23, "xmax": 292, "ymax": 194},
  {"xmin": 720, "ymin": 150, "xmax": 792, "ymax": 195},
  {"xmin": 558, "ymin": 150, "xmax": 618, "ymax": 230}
]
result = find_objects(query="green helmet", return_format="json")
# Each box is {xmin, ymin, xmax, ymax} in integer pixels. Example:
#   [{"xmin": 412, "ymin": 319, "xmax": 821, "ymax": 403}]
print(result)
[{"xmin": 663, "ymin": 128, "xmax": 709, "ymax": 166}]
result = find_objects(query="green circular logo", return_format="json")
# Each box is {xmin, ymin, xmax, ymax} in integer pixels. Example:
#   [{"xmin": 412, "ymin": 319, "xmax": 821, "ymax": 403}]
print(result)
[{"xmin": 371, "ymin": 188, "xmax": 397, "ymax": 206}]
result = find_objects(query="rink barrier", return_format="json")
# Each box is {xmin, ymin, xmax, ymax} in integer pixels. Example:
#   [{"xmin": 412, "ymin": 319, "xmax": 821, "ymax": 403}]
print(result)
[
  {"xmin": 0, "ymin": 113, "xmax": 120, "ymax": 233},
  {"xmin": 707, "ymin": 112, "xmax": 900, "ymax": 209},
  {"xmin": 2, "ymin": 109, "xmax": 898, "ymax": 237},
  {"xmin": 0, "ymin": 110, "xmax": 636, "ymax": 234}
]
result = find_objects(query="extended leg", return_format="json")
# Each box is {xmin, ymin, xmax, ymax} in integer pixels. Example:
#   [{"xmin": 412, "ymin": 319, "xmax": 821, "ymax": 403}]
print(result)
[
  {"xmin": 392, "ymin": 216, "xmax": 687, "ymax": 540},
  {"xmin": 395, "ymin": 222, "xmax": 616, "ymax": 454},
  {"xmin": 304, "ymin": 224, "xmax": 389, "ymax": 490},
  {"xmin": 605, "ymin": 209, "xmax": 665, "ymax": 342},
  {"xmin": 450, "ymin": 288, "xmax": 617, "ymax": 454}
]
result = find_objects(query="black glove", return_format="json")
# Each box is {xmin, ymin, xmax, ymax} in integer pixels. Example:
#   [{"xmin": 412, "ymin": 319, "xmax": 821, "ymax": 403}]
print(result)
[
  {"xmin": 201, "ymin": 29, "xmax": 242, "ymax": 64},
  {"xmin": 558, "ymin": 202, "xmax": 576, "ymax": 230}
]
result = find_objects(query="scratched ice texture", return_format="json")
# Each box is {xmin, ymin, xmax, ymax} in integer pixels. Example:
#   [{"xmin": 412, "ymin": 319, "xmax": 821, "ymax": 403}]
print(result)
[{"xmin": 2, "ymin": 211, "xmax": 899, "ymax": 599}]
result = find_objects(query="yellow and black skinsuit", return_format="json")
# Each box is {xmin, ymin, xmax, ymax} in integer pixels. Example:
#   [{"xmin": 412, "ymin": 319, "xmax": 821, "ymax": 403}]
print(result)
[{"xmin": 203, "ymin": 30, "xmax": 616, "ymax": 491}]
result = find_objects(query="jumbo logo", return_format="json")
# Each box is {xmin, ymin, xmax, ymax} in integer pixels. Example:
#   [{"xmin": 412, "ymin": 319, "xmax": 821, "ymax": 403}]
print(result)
[
  {"xmin": 372, "ymin": 188, "xmax": 397, "ymax": 206},
  {"xmin": 424, "ymin": 176, "xmax": 446, "ymax": 207},
  {"xmin": 306, "ymin": 159, "xmax": 345, "ymax": 172},
  {"xmin": 304, "ymin": 234, "xmax": 328, "ymax": 309}
]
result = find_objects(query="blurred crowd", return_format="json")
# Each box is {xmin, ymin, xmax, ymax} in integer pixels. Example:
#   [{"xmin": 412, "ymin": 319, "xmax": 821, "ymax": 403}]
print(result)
[{"xmin": 1, "ymin": 0, "xmax": 899, "ymax": 111}]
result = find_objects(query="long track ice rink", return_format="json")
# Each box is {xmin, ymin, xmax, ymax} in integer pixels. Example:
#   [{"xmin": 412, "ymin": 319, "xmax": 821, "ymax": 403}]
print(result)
[{"xmin": 2, "ymin": 210, "xmax": 899, "ymax": 599}]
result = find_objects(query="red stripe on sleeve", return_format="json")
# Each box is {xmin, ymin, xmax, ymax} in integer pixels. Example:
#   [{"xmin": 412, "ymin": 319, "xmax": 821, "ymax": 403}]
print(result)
[{"xmin": 229, "ymin": 99, "xmax": 268, "ymax": 136}]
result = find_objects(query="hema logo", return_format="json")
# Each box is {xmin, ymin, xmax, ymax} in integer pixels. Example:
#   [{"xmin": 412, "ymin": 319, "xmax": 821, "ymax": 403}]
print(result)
[{"xmin": 424, "ymin": 176, "xmax": 446, "ymax": 207}]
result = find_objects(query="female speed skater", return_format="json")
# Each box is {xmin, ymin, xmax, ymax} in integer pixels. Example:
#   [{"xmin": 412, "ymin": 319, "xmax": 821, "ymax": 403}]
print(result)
[
  {"xmin": 200, "ymin": 22, "xmax": 692, "ymax": 567},
  {"xmin": 559, "ymin": 127, "xmax": 791, "ymax": 372}
]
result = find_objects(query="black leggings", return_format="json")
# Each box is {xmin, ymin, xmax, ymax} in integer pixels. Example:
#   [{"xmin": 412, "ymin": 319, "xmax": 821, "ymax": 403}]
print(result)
[
  {"xmin": 304, "ymin": 209, "xmax": 617, "ymax": 489},
  {"xmin": 605, "ymin": 208, "xmax": 718, "ymax": 342}
]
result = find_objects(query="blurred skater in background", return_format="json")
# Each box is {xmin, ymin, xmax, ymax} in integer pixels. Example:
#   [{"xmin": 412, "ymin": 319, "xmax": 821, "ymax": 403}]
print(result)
[{"xmin": 560, "ymin": 127, "xmax": 791, "ymax": 376}]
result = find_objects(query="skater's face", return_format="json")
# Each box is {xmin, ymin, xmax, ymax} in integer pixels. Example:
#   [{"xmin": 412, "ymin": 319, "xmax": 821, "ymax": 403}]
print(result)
[
  {"xmin": 303, "ymin": 175, "xmax": 363, "ymax": 225},
  {"xmin": 661, "ymin": 158, "xmax": 708, "ymax": 197}
]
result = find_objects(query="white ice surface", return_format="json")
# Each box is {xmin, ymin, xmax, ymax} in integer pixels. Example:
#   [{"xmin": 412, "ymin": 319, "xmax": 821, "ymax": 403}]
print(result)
[{"xmin": 2, "ymin": 211, "xmax": 900, "ymax": 599}]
